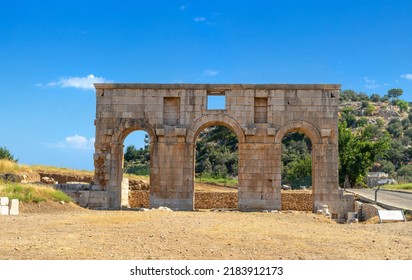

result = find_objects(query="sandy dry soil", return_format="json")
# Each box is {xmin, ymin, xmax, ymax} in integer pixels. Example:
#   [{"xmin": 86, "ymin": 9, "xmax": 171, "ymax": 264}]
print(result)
[{"xmin": 1, "ymin": 202, "xmax": 411, "ymax": 260}]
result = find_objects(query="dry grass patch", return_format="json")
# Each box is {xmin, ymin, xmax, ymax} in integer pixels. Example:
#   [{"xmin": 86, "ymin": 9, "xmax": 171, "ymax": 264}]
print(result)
[
  {"xmin": 31, "ymin": 164, "xmax": 93, "ymax": 177},
  {"xmin": 0, "ymin": 159, "xmax": 33, "ymax": 174},
  {"xmin": 0, "ymin": 182, "xmax": 72, "ymax": 203}
]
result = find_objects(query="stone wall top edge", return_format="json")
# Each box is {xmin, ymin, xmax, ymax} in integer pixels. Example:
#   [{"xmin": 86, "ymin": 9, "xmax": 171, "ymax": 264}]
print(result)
[{"xmin": 94, "ymin": 83, "xmax": 341, "ymax": 90}]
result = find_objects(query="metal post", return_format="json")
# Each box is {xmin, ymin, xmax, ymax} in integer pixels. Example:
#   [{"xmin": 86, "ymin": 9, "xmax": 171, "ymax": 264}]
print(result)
[{"xmin": 374, "ymin": 186, "xmax": 381, "ymax": 203}]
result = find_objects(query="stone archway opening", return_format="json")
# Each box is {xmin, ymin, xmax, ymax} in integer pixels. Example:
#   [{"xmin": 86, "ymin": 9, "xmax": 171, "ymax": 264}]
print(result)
[
  {"xmin": 120, "ymin": 130, "xmax": 151, "ymax": 208},
  {"xmin": 281, "ymin": 131, "xmax": 314, "ymax": 212},
  {"xmin": 193, "ymin": 125, "xmax": 239, "ymax": 210}
]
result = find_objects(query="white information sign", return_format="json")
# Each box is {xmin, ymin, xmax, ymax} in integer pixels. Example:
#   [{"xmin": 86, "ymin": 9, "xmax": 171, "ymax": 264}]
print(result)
[{"xmin": 378, "ymin": 210, "xmax": 406, "ymax": 223}]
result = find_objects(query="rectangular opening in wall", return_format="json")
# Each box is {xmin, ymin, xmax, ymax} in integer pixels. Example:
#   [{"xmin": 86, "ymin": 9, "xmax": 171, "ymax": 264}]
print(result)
[
  {"xmin": 207, "ymin": 91, "xmax": 226, "ymax": 110},
  {"xmin": 163, "ymin": 97, "xmax": 180, "ymax": 125},
  {"xmin": 254, "ymin": 97, "xmax": 268, "ymax": 123}
]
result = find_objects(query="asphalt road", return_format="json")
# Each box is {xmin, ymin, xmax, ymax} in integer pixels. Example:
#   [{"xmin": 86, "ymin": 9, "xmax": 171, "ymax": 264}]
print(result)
[{"xmin": 346, "ymin": 188, "xmax": 412, "ymax": 210}]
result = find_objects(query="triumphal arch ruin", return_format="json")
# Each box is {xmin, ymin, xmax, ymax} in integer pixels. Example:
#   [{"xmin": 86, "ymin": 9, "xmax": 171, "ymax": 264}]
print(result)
[{"xmin": 92, "ymin": 83, "xmax": 353, "ymax": 218}]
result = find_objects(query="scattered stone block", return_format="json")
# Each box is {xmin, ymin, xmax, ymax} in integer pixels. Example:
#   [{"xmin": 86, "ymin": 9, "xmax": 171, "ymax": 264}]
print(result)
[
  {"xmin": 1, "ymin": 197, "xmax": 9, "ymax": 206},
  {"xmin": 1, "ymin": 205, "xmax": 9, "ymax": 215},
  {"xmin": 41, "ymin": 176, "xmax": 57, "ymax": 184},
  {"xmin": 9, "ymin": 199, "xmax": 19, "ymax": 215},
  {"xmin": 156, "ymin": 206, "xmax": 172, "ymax": 211},
  {"xmin": 347, "ymin": 218, "xmax": 359, "ymax": 224}
]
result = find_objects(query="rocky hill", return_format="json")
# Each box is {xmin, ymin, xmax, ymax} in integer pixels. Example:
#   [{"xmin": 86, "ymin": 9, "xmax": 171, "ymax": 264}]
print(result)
[{"xmin": 339, "ymin": 101, "xmax": 406, "ymax": 126}]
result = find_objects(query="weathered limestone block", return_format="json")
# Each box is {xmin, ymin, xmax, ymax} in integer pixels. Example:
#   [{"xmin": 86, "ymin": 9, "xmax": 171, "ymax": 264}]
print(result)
[
  {"xmin": 9, "ymin": 199, "xmax": 19, "ymax": 215},
  {"xmin": 1, "ymin": 205, "xmax": 9, "ymax": 215},
  {"xmin": 1, "ymin": 197, "xmax": 9, "ymax": 206},
  {"xmin": 121, "ymin": 178, "xmax": 129, "ymax": 207}
]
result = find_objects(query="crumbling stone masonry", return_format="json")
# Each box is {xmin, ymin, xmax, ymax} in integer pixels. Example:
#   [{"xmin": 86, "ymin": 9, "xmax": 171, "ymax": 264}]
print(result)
[{"xmin": 92, "ymin": 84, "xmax": 354, "ymax": 218}]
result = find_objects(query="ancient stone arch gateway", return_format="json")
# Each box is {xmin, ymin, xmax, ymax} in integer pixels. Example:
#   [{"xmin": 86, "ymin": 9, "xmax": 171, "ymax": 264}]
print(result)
[{"xmin": 92, "ymin": 83, "xmax": 353, "ymax": 218}]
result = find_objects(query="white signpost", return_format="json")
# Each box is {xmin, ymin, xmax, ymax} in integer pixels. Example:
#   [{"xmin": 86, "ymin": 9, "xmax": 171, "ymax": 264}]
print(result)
[{"xmin": 378, "ymin": 210, "xmax": 406, "ymax": 223}]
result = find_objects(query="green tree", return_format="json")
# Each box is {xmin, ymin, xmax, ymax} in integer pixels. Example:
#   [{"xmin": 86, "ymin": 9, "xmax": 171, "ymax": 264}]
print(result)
[
  {"xmin": 281, "ymin": 132, "xmax": 312, "ymax": 183},
  {"xmin": 124, "ymin": 144, "xmax": 150, "ymax": 164},
  {"xmin": 357, "ymin": 92, "xmax": 369, "ymax": 101},
  {"xmin": 339, "ymin": 90, "xmax": 358, "ymax": 102},
  {"xmin": 284, "ymin": 154, "xmax": 312, "ymax": 182},
  {"xmin": 397, "ymin": 165, "xmax": 412, "ymax": 182},
  {"xmin": 363, "ymin": 124, "xmax": 384, "ymax": 141},
  {"xmin": 123, "ymin": 134, "xmax": 151, "ymax": 175},
  {"xmin": 386, "ymin": 139, "xmax": 406, "ymax": 168},
  {"xmin": 404, "ymin": 128, "xmax": 412, "ymax": 138},
  {"xmin": 379, "ymin": 160, "xmax": 396, "ymax": 177},
  {"xmin": 370, "ymin": 93, "xmax": 381, "ymax": 102},
  {"xmin": 340, "ymin": 106, "xmax": 356, "ymax": 127},
  {"xmin": 387, "ymin": 119, "xmax": 403, "ymax": 138},
  {"xmin": 364, "ymin": 103, "xmax": 376, "ymax": 116},
  {"xmin": 376, "ymin": 118, "xmax": 385, "ymax": 128},
  {"xmin": 338, "ymin": 122, "xmax": 390, "ymax": 187},
  {"xmin": 387, "ymin": 88, "xmax": 403, "ymax": 101},
  {"xmin": 396, "ymin": 99, "xmax": 409, "ymax": 113},
  {"xmin": 282, "ymin": 133, "xmax": 311, "ymax": 163},
  {"xmin": 355, "ymin": 117, "xmax": 368, "ymax": 127},
  {"xmin": 195, "ymin": 126, "xmax": 238, "ymax": 178},
  {"xmin": 401, "ymin": 136, "xmax": 411, "ymax": 146},
  {"xmin": 401, "ymin": 118, "xmax": 411, "ymax": 129},
  {"xmin": 0, "ymin": 146, "xmax": 17, "ymax": 162},
  {"xmin": 381, "ymin": 95, "xmax": 389, "ymax": 102}
]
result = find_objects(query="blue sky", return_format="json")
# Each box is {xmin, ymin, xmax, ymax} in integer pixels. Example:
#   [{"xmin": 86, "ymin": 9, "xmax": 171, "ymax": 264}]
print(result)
[{"xmin": 1, "ymin": 0, "xmax": 412, "ymax": 171}]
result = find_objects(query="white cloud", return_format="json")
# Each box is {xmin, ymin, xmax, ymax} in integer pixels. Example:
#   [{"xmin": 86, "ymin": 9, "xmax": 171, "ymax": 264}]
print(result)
[
  {"xmin": 204, "ymin": 69, "xmax": 219, "ymax": 76},
  {"xmin": 194, "ymin": 17, "xmax": 206, "ymax": 22},
  {"xmin": 364, "ymin": 77, "xmax": 378, "ymax": 89},
  {"xmin": 179, "ymin": 5, "xmax": 187, "ymax": 11},
  {"xmin": 43, "ymin": 74, "xmax": 112, "ymax": 90},
  {"xmin": 401, "ymin": 74, "xmax": 412, "ymax": 80},
  {"xmin": 48, "ymin": 135, "xmax": 95, "ymax": 150}
]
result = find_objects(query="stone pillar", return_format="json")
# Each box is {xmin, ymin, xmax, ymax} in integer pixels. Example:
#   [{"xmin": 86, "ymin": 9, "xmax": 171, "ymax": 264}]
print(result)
[
  {"xmin": 121, "ymin": 178, "xmax": 130, "ymax": 207},
  {"xmin": 150, "ymin": 141, "xmax": 194, "ymax": 210},
  {"xmin": 238, "ymin": 143, "xmax": 280, "ymax": 210},
  {"xmin": 103, "ymin": 141, "xmax": 122, "ymax": 209},
  {"xmin": 9, "ymin": 199, "xmax": 19, "ymax": 215},
  {"xmin": 312, "ymin": 143, "xmax": 351, "ymax": 218}
]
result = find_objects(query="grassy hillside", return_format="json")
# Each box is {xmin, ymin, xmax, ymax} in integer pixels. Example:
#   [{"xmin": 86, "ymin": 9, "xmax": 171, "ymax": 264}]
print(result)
[
  {"xmin": 0, "ymin": 159, "xmax": 72, "ymax": 204},
  {"xmin": 0, "ymin": 182, "xmax": 72, "ymax": 203}
]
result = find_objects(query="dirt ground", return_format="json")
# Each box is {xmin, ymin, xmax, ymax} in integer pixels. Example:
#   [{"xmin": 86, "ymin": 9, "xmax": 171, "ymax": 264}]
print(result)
[{"xmin": 1, "ymin": 202, "xmax": 411, "ymax": 260}]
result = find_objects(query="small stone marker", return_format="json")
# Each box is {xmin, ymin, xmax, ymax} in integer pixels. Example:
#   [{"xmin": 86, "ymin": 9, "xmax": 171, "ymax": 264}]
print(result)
[
  {"xmin": 9, "ymin": 199, "xmax": 19, "ymax": 215},
  {"xmin": 1, "ymin": 205, "xmax": 9, "ymax": 215},
  {"xmin": 378, "ymin": 210, "xmax": 406, "ymax": 223},
  {"xmin": 0, "ymin": 197, "xmax": 19, "ymax": 215},
  {"xmin": 0, "ymin": 196, "xmax": 9, "ymax": 206}
]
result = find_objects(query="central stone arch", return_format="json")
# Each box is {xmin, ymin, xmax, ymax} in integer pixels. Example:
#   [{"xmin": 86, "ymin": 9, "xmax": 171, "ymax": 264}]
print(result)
[
  {"xmin": 274, "ymin": 121, "xmax": 321, "ymax": 145},
  {"xmin": 91, "ymin": 83, "xmax": 354, "ymax": 218},
  {"xmin": 186, "ymin": 114, "xmax": 246, "ymax": 144},
  {"xmin": 273, "ymin": 121, "xmax": 322, "ymax": 211},
  {"xmin": 186, "ymin": 114, "xmax": 245, "ymax": 209}
]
